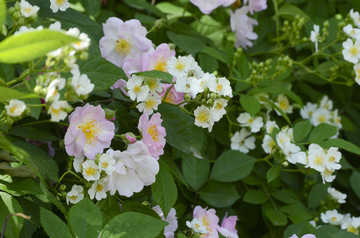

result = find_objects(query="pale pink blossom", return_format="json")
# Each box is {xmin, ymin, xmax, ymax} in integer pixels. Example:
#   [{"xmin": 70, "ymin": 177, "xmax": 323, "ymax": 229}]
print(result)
[
  {"xmin": 159, "ymin": 84, "xmax": 184, "ymax": 105},
  {"xmin": 64, "ymin": 104, "xmax": 115, "ymax": 159},
  {"xmin": 152, "ymin": 206, "xmax": 178, "ymax": 238},
  {"xmin": 289, "ymin": 235, "xmax": 316, "ymax": 238},
  {"xmin": 193, "ymin": 206, "xmax": 220, "ymax": 238},
  {"xmin": 218, "ymin": 214, "xmax": 239, "ymax": 238},
  {"xmin": 244, "ymin": 0, "xmax": 267, "ymax": 14},
  {"xmin": 142, "ymin": 43, "xmax": 175, "ymax": 72},
  {"xmin": 138, "ymin": 112, "xmax": 166, "ymax": 159},
  {"xmin": 99, "ymin": 17, "xmax": 152, "ymax": 67},
  {"xmin": 190, "ymin": 0, "xmax": 236, "ymax": 14},
  {"xmin": 230, "ymin": 6, "xmax": 258, "ymax": 49},
  {"xmin": 107, "ymin": 143, "xmax": 159, "ymax": 197}
]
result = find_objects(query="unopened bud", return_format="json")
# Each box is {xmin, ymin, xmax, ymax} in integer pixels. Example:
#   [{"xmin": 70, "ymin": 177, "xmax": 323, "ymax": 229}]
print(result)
[
  {"xmin": 104, "ymin": 108, "xmax": 116, "ymax": 121},
  {"xmin": 120, "ymin": 132, "xmax": 137, "ymax": 145}
]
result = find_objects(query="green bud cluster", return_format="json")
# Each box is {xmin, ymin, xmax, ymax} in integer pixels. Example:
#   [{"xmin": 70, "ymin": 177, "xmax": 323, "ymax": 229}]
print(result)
[
  {"xmin": 280, "ymin": 15, "xmax": 305, "ymax": 46},
  {"xmin": 8, "ymin": 2, "xmax": 38, "ymax": 30}
]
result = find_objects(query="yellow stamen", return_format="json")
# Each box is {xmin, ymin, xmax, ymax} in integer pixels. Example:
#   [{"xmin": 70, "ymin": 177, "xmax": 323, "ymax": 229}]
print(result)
[
  {"xmin": 175, "ymin": 61, "xmax": 185, "ymax": 70},
  {"xmin": 80, "ymin": 119, "xmax": 100, "ymax": 145},
  {"xmin": 147, "ymin": 125, "xmax": 159, "ymax": 142},
  {"xmin": 56, "ymin": 0, "xmax": 65, "ymax": 5},
  {"xmin": 154, "ymin": 59, "xmax": 167, "ymax": 72},
  {"xmin": 350, "ymin": 46, "xmax": 359, "ymax": 56},
  {"xmin": 85, "ymin": 167, "xmax": 96, "ymax": 177},
  {"xmin": 101, "ymin": 161, "xmax": 109, "ymax": 169},
  {"xmin": 96, "ymin": 184, "xmax": 104, "ymax": 192},
  {"xmin": 314, "ymin": 155, "xmax": 323, "ymax": 165},
  {"xmin": 133, "ymin": 85, "xmax": 141, "ymax": 93},
  {"xmin": 216, "ymin": 84, "xmax": 223, "ymax": 92},
  {"xmin": 197, "ymin": 110, "xmax": 209, "ymax": 123},
  {"xmin": 115, "ymin": 39, "xmax": 131, "ymax": 55}
]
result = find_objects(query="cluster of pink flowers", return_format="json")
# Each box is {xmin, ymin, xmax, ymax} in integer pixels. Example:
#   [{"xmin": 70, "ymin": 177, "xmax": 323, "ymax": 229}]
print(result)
[{"xmin": 186, "ymin": 206, "xmax": 238, "ymax": 238}]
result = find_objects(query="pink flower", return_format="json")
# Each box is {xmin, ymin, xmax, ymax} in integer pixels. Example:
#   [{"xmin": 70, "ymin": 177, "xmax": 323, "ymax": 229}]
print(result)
[
  {"xmin": 244, "ymin": 0, "xmax": 267, "ymax": 14},
  {"xmin": 230, "ymin": 6, "xmax": 258, "ymax": 49},
  {"xmin": 290, "ymin": 235, "xmax": 316, "ymax": 238},
  {"xmin": 64, "ymin": 104, "xmax": 115, "ymax": 159},
  {"xmin": 218, "ymin": 213, "xmax": 238, "ymax": 238},
  {"xmin": 193, "ymin": 206, "xmax": 220, "ymax": 238},
  {"xmin": 159, "ymin": 84, "xmax": 184, "ymax": 105},
  {"xmin": 190, "ymin": 0, "xmax": 236, "ymax": 14},
  {"xmin": 106, "ymin": 142, "xmax": 159, "ymax": 197},
  {"xmin": 99, "ymin": 17, "xmax": 152, "ymax": 68},
  {"xmin": 142, "ymin": 43, "xmax": 175, "ymax": 72},
  {"xmin": 152, "ymin": 206, "xmax": 178, "ymax": 238},
  {"xmin": 138, "ymin": 112, "xmax": 166, "ymax": 159}
]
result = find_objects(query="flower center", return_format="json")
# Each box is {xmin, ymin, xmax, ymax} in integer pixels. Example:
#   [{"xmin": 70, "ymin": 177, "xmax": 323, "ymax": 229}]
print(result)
[
  {"xmin": 145, "ymin": 99, "xmax": 156, "ymax": 110},
  {"xmin": 154, "ymin": 59, "xmax": 167, "ymax": 72},
  {"xmin": 215, "ymin": 102, "xmax": 223, "ymax": 110},
  {"xmin": 318, "ymin": 115, "xmax": 326, "ymax": 123},
  {"xmin": 50, "ymin": 107, "xmax": 61, "ymax": 116},
  {"xmin": 56, "ymin": 0, "xmax": 65, "ymax": 5},
  {"xmin": 9, "ymin": 106, "xmax": 17, "ymax": 114},
  {"xmin": 279, "ymin": 99, "xmax": 288, "ymax": 110},
  {"xmin": 101, "ymin": 161, "xmax": 109, "ymax": 169},
  {"xmin": 331, "ymin": 217, "xmax": 337, "ymax": 222},
  {"xmin": 146, "ymin": 78, "xmax": 158, "ymax": 91},
  {"xmin": 216, "ymin": 83, "xmax": 223, "ymax": 92},
  {"xmin": 348, "ymin": 226, "xmax": 358, "ymax": 234},
  {"xmin": 23, "ymin": 7, "xmax": 32, "ymax": 13},
  {"xmin": 329, "ymin": 156, "xmax": 335, "ymax": 162},
  {"xmin": 115, "ymin": 39, "xmax": 131, "ymax": 55},
  {"xmin": 175, "ymin": 61, "xmax": 185, "ymax": 70},
  {"xmin": 85, "ymin": 167, "xmax": 96, "ymax": 177},
  {"xmin": 133, "ymin": 85, "xmax": 141, "ymax": 93},
  {"xmin": 314, "ymin": 155, "xmax": 323, "ymax": 165},
  {"xmin": 350, "ymin": 46, "xmax": 359, "ymax": 56},
  {"xmin": 147, "ymin": 124, "xmax": 159, "ymax": 142},
  {"xmin": 96, "ymin": 184, "xmax": 104, "ymax": 192},
  {"xmin": 70, "ymin": 195, "xmax": 78, "ymax": 200},
  {"xmin": 197, "ymin": 110, "xmax": 210, "ymax": 123},
  {"xmin": 80, "ymin": 119, "xmax": 100, "ymax": 144}
]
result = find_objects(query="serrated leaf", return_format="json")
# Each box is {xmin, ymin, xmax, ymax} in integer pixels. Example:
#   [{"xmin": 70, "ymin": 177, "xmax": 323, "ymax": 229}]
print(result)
[
  {"xmin": 0, "ymin": 30, "xmax": 78, "ymax": 63},
  {"xmin": 199, "ymin": 181, "xmax": 240, "ymax": 208},
  {"xmin": 135, "ymin": 70, "xmax": 173, "ymax": 84},
  {"xmin": 182, "ymin": 154, "xmax": 209, "ymax": 190},
  {"xmin": 68, "ymin": 197, "xmax": 103, "ymax": 238},
  {"xmin": 151, "ymin": 164, "xmax": 178, "ymax": 217},
  {"xmin": 98, "ymin": 196, "xmax": 121, "ymax": 227},
  {"xmin": 240, "ymin": 95, "xmax": 261, "ymax": 117},
  {"xmin": 0, "ymin": 86, "xmax": 38, "ymax": 102},
  {"xmin": 166, "ymin": 31, "xmax": 206, "ymax": 54},
  {"xmin": 100, "ymin": 212, "xmax": 167, "ymax": 238},
  {"xmin": 293, "ymin": 120, "xmax": 312, "ymax": 142},
  {"xmin": 202, "ymin": 47, "xmax": 227, "ymax": 63},
  {"xmin": 0, "ymin": 192, "xmax": 24, "ymax": 238},
  {"xmin": 309, "ymin": 123, "xmax": 337, "ymax": 143},
  {"xmin": 78, "ymin": 56, "xmax": 127, "ymax": 91},
  {"xmin": 267, "ymin": 166, "xmax": 281, "ymax": 183},
  {"xmin": 40, "ymin": 207, "xmax": 72, "ymax": 238},
  {"xmin": 210, "ymin": 150, "xmax": 256, "ymax": 182},
  {"xmin": 243, "ymin": 190, "xmax": 268, "ymax": 204},
  {"xmin": 198, "ymin": 53, "xmax": 218, "ymax": 73},
  {"xmin": 0, "ymin": 177, "xmax": 42, "ymax": 196},
  {"xmin": 265, "ymin": 208, "xmax": 288, "ymax": 226},
  {"xmin": 280, "ymin": 204, "xmax": 312, "ymax": 224}
]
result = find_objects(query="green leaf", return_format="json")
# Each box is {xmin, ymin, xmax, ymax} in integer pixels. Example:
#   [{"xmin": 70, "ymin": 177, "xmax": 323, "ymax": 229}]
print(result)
[
  {"xmin": 0, "ymin": 86, "xmax": 38, "ymax": 102},
  {"xmin": 182, "ymin": 154, "xmax": 210, "ymax": 190},
  {"xmin": 283, "ymin": 223, "xmax": 315, "ymax": 238},
  {"xmin": 135, "ymin": 70, "xmax": 173, "ymax": 84},
  {"xmin": 271, "ymin": 190, "xmax": 301, "ymax": 205},
  {"xmin": 78, "ymin": 56, "xmax": 127, "ymax": 91},
  {"xmin": 0, "ymin": 192, "xmax": 24, "ymax": 238},
  {"xmin": 0, "ymin": 64, "xmax": 15, "ymax": 83},
  {"xmin": 0, "ymin": 30, "xmax": 78, "ymax": 63},
  {"xmin": 265, "ymin": 208, "xmax": 288, "ymax": 226},
  {"xmin": 122, "ymin": 201, "xmax": 161, "ymax": 219},
  {"xmin": 278, "ymin": 4, "xmax": 310, "ymax": 23},
  {"xmin": 350, "ymin": 171, "xmax": 360, "ymax": 200},
  {"xmin": 243, "ymin": 190, "xmax": 268, "ymax": 204},
  {"xmin": 308, "ymin": 183, "xmax": 329, "ymax": 209},
  {"xmin": 8, "ymin": 125, "xmax": 58, "ymax": 141},
  {"xmin": 0, "ymin": 177, "xmax": 42, "ymax": 196},
  {"xmin": 199, "ymin": 181, "xmax": 240, "ymax": 208},
  {"xmin": 80, "ymin": 0, "xmax": 100, "ymax": 16},
  {"xmin": 293, "ymin": 120, "xmax": 312, "ymax": 142},
  {"xmin": 151, "ymin": 164, "xmax": 178, "ymax": 217},
  {"xmin": 159, "ymin": 104, "xmax": 206, "ymax": 157},
  {"xmin": 267, "ymin": 166, "xmax": 281, "ymax": 183},
  {"xmin": 68, "ymin": 197, "xmax": 103, "ymax": 238},
  {"xmin": 240, "ymin": 95, "xmax": 261, "ymax": 117},
  {"xmin": 309, "ymin": 123, "xmax": 337, "ymax": 143},
  {"xmin": 159, "ymin": 158, "xmax": 188, "ymax": 187},
  {"xmin": 325, "ymin": 138, "xmax": 360, "ymax": 155},
  {"xmin": 198, "ymin": 53, "xmax": 218, "ymax": 73},
  {"xmin": 280, "ymin": 204, "xmax": 312, "ymax": 224},
  {"xmin": 98, "ymin": 196, "xmax": 121, "ymax": 227},
  {"xmin": 40, "ymin": 207, "xmax": 72, "ymax": 238},
  {"xmin": 249, "ymin": 85, "xmax": 303, "ymax": 107},
  {"xmin": 202, "ymin": 47, "xmax": 227, "ymax": 63},
  {"xmin": 100, "ymin": 212, "xmax": 167, "ymax": 238},
  {"xmin": 123, "ymin": 0, "xmax": 165, "ymax": 18},
  {"xmin": 210, "ymin": 150, "xmax": 256, "ymax": 182},
  {"xmin": 0, "ymin": 0, "xmax": 6, "ymax": 34},
  {"xmin": 166, "ymin": 31, "xmax": 206, "ymax": 54}
]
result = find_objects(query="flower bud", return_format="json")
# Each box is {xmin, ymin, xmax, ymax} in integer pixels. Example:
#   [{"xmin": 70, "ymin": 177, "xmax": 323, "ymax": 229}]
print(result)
[
  {"xmin": 104, "ymin": 108, "xmax": 116, "ymax": 121},
  {"xmin": 119, "ymin": 132, "xmax": 137, "ymax": 145}
]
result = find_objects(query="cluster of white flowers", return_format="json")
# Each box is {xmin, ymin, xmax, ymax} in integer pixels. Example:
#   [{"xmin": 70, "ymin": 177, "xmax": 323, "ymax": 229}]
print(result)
[
  {"xmin": 19, "ymin": 0, "xmax": 39, "ymax": 18},
  {"xmin": 300, "ymin": 95, "xmax": 342, "ymax": 134},
  {"xmin": 321, "ymin": 209, "xmax": 360, "ymax": 235},
  {"xmin": 66, "ymin": 141, "xmax": 160, "ymax": 203},
  {"xmin": 342, "ymin": 9, "xmax": 360, "ymax": 86}
]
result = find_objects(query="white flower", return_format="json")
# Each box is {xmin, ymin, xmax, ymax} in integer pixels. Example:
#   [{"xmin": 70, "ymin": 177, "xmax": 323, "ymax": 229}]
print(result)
[
  {"xmin": 98, "ymin": 152, "xmax": 116, "ymax": 175},
  {"xmin": 310, "ymin": 25, "xmax": 320, "ymax": 52},
  {"xmin": 136, "ymin": 94, "xmax": 162, "ymax": 115},
  {"xmin": 300, "ymin": 102, "xmax": 318, "ymax": 119},
  {"xmin": 262, "ymin": 135, "xmax": 276, "ymax": 154},
  {"xmin": 230, "ymin": 128, "xmax": 256, "ymax": 153},
  {"xmin": 71, "ymin": 68, "xmax": 94, "ymax": 96},
  {"xmin": 73, "ymin": 157, "xmax": 84, "ymax": 173},
  {"xmin": 341, "ymin": 215, "xmax": 360, "ymax": 234},
  {"xmin": 307, "ymin": 144, "xmax": 326, "ymax": 172},
  {"xmin": 186, "ymin": 218, "xmax": 208, "ymax": 234},
  {"xmin": 237, "ymin": 112, "xmax": 263, "ymax": 133},
  {"xmin": 325, "ymin": 147, "xmax": 342, "ymax": 171},
  {"xmin": 127, "ymin": 75, "xmax": 150, "ymax": 102},
  {"xmin": 88, "ymin": 178, "xmax": 108, "ymax": 201},
  {"xmin": 354, "ymin": 63, "xmax": 360, "ymax": 85},
  {"xmin": 191, "ymin": 73, "xmax": 215, "ymax": 96},
  {"xmin": 107, "ymin": 142, "xmax": 159, "ymax": 197},
  {"xmin": 331, "ymin": 109, "xmax": 342, "ymax": 130},
  {"xmin": 82, "ymin": 160, "xmax": 101, "ymax": 181},
  {"xmin": 194, "ymin": 106, "xmax": 214, "ymax": 132},
  {"xmin": 350, "ymin": 9, "xmax": 360, "ymax": 28},
  {"xmin": 276, "ymin": 128, "xmax": 292, "ymax": 149},
  {"xmin": 319, "ymin": 95, "xmax": 333, "ymax": 110},
  {"xmin": 327, "ymin": 187, "xmax": 347, "ymax": 204},
  {"xmin": 288, "ymin": 151, "xmax": 307, "ymax": 165},
  {"xmin": 49, "ymin": 21, "xmax": 62, "ymax": 31},
  {"xmin": 212, "ymin": 98, "xmax": 228, "ymax": 122},
  {"xmin": 143, "ymin": 77, "xmax": 162, "ymax": 93},
  {"xmin": 310, "ymin": 108, "xmax": 332, "ymax": 126},
  {"xmin": 274, "ymin": 94, "xmax": 293, "ymax": 115},
  {"xmin": 20, "ymin": 0, "xmax": 39, "ymax": 17},
  {"xmin": 321, "ymin": 168, "xmax": 336, "ymax": 183},
  {"xmin": 14, "ymin": 25, "xmax": 43, "ymax": 35},
  {"xmin": 66, "ymin": 185, "xmax": 84, "ymax": 205},
  {"xmin": 5, "ymin": 99, "xmax": 26, "ymax": 117},
  {"xmin": 153, "ymin": 206, "xmax": 178, "ymax": 238},
  {"xmin": 342, "ymin": 38, "xmax": 360, "ymax": 64},
  {"xmin": 50, "ymin": 0, "xmax": 70, "ymax": 13},
  {"xmin": 167, "ymin": 56, "xmax": 193, "ymax": 79},
  {"xmin": 208, "ymin": 77, "xmax": 233, "ymax": 98},
  {"xmin": 321, "ymin": 209, "xmax": 344, "ymax": 225},
  {"xmin": 265, "ymin": 120, "xmax": 279, "ymax": 134},
  {"xmin": 174, "ymin": 77, "xmax": 193, "ymax": 95},
  {"xmin": 46, "ymin": 78, "xmax": 66, "ymax": 102},
  {"xmin": 66, "ymin": 28, "xmax": 91, "ymax": 51},
  {"xmin": 343, "ymin": 24, "xmax": 360, "ymax": 39},
  {"xmin": 48, "ymin": 100, "xmax": 70, "ymax": 122}
]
